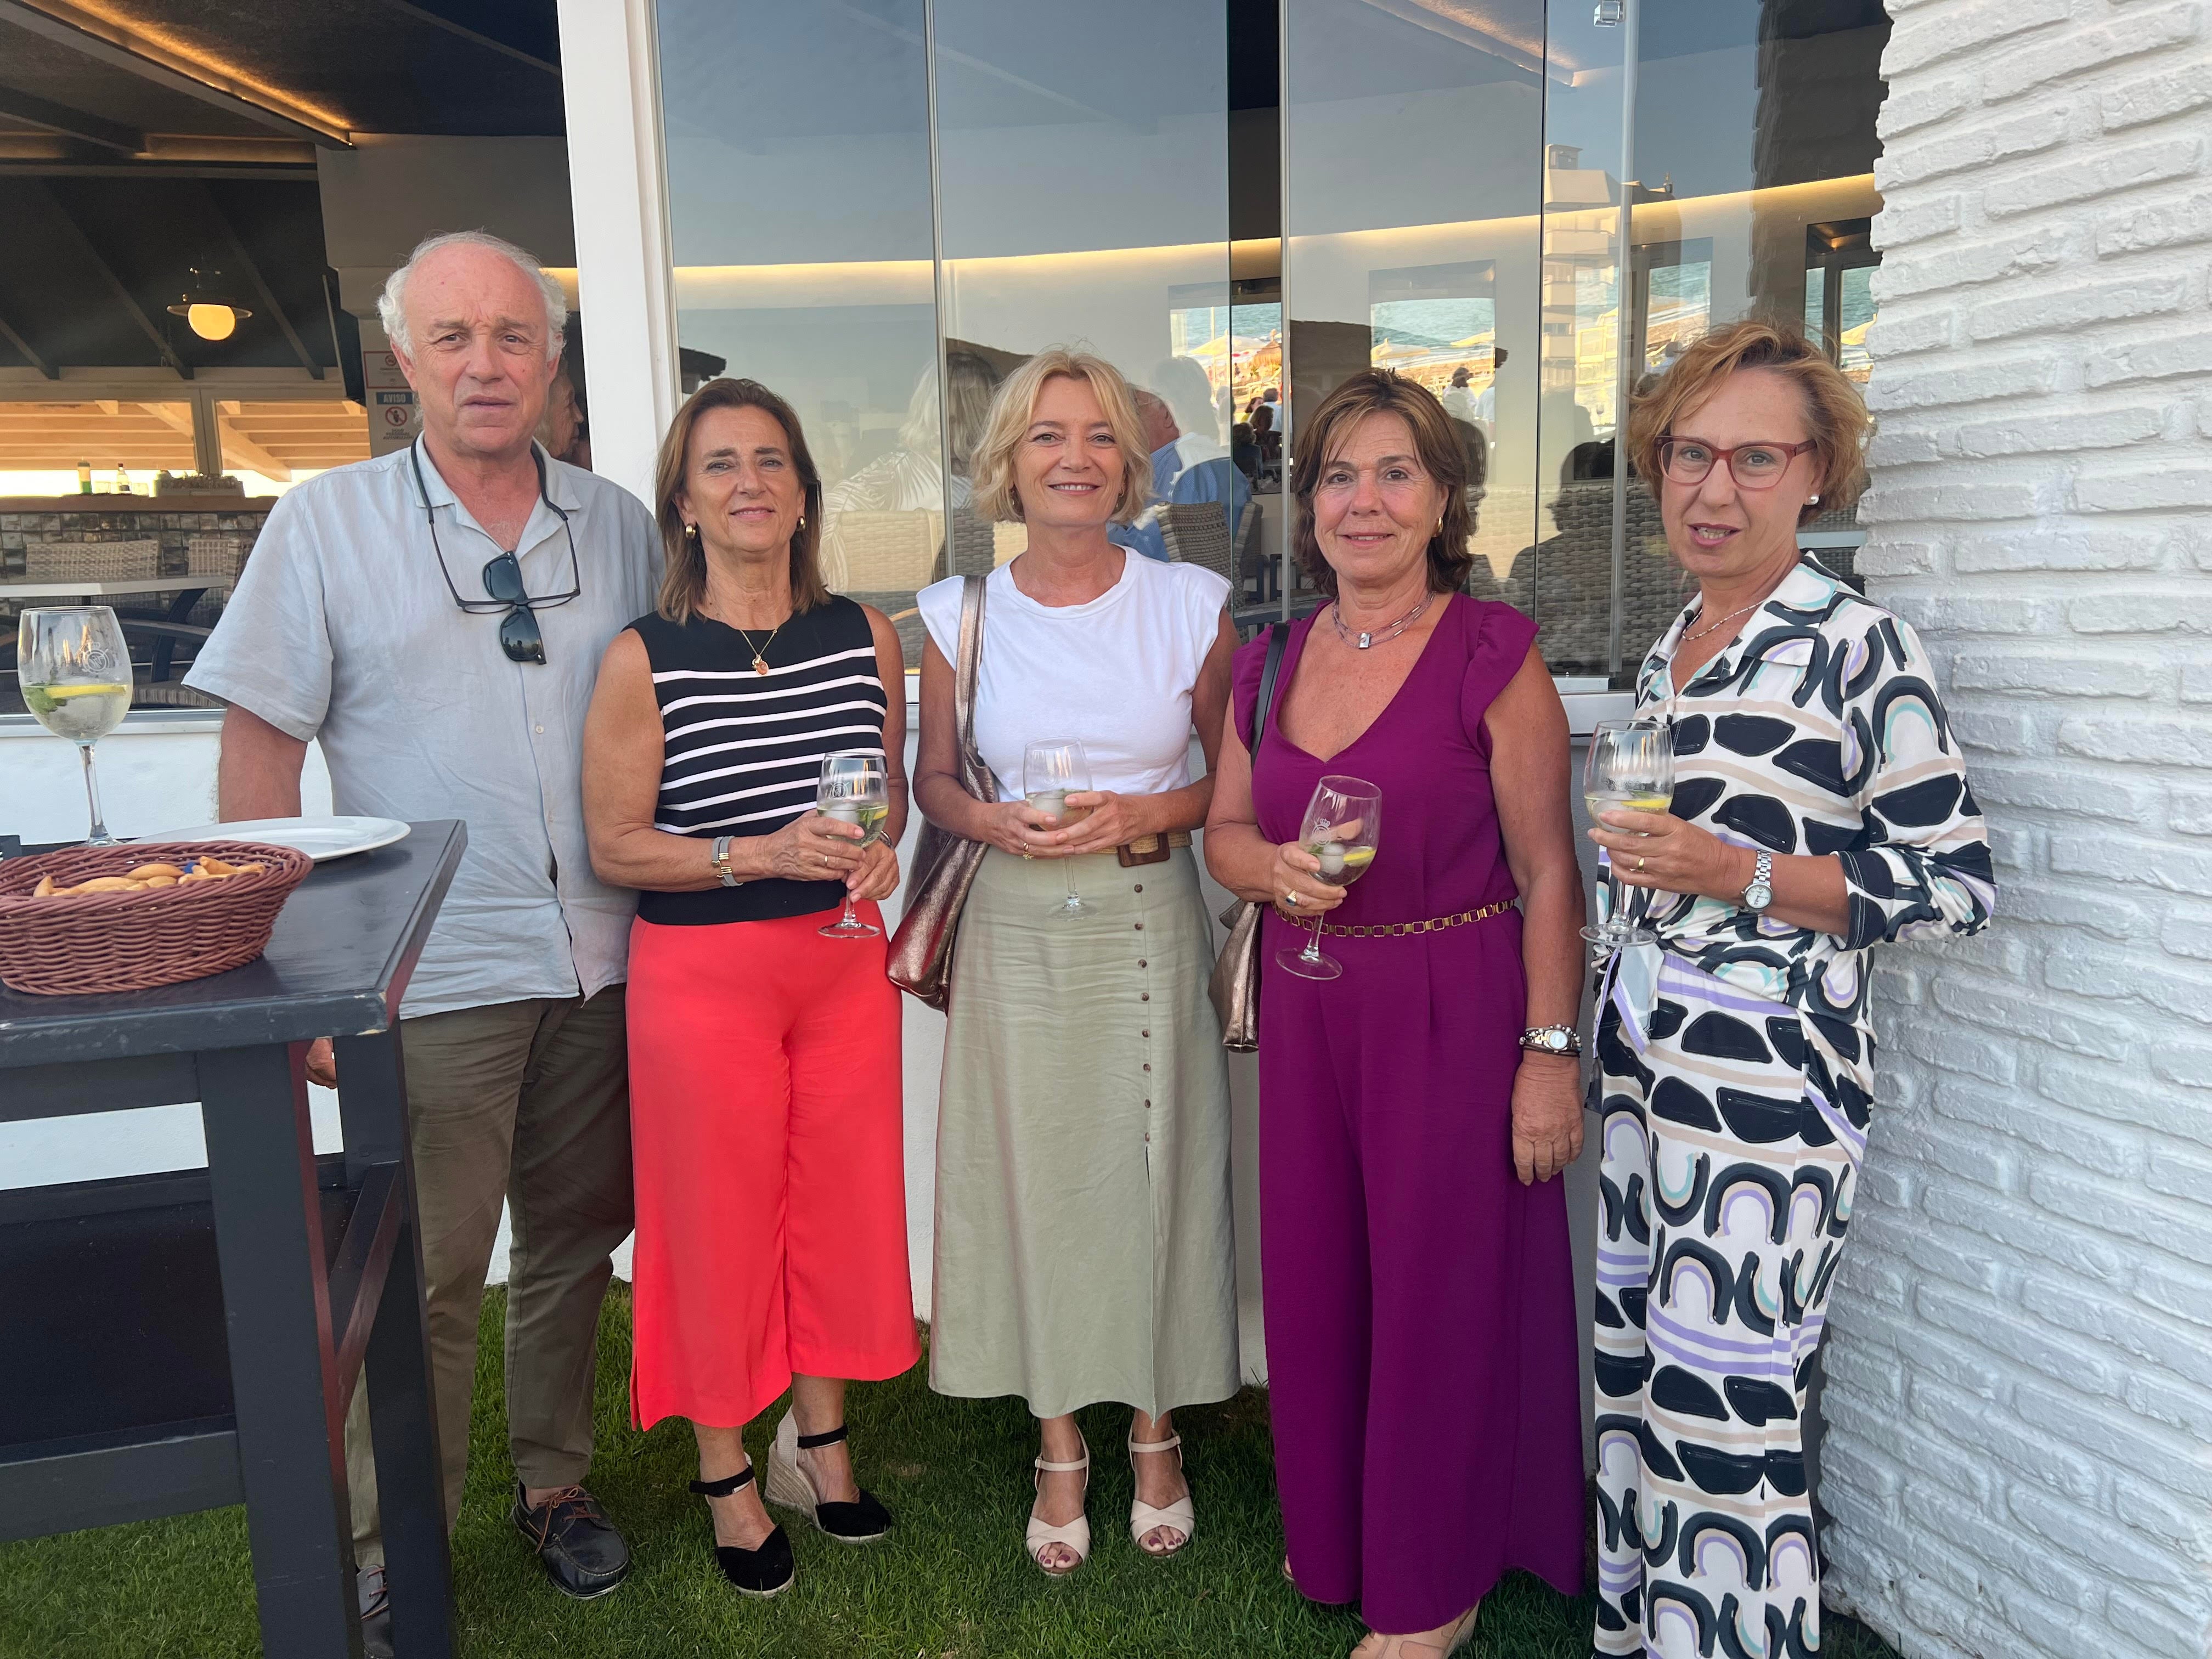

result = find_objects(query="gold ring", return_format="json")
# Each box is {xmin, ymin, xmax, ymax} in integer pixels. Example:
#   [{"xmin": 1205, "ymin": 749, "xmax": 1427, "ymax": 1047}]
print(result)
[{"xmin": 1636, "ymin": 855, "xmax": 1646, "ymax": 871}]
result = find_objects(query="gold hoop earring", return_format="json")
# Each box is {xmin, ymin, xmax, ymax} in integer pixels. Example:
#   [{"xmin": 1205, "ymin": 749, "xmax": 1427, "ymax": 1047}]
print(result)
[{"xmin": 684, "ymin": 523, "xmax": 697, "ymax": 538}]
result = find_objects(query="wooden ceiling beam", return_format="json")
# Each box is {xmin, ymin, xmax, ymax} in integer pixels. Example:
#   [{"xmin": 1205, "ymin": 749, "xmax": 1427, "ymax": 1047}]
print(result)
[
  {"xmin": 195, "ymin": 183, "xmax": 323, "ymax": 380},
  {"xmin": 215, "ymin": 410, "xmax": 290, "ymax": 480},
  {"xmin": 0, "ymin": 0, "xmax": 351, "ymax": 147},
  {"xmin": 0, "ymin": 85, "xmax": 142, "ymax": 154},
  {"xmin": 379, "ymin": 0, "xmax": 558, "ymax": 75},
  {"xmin": 0, "ymin": 304, "xmax": 57, "ymax": 378},
  {"xmin": 28, "ymin": 178, "xmax": 188, "ymax": 377}
]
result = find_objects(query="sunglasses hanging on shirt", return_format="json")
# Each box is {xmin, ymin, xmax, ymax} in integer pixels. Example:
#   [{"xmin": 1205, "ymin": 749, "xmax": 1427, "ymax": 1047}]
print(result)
[{"xmin": 410, "ymin": 436, "xmax": 582, "ymax": 665}]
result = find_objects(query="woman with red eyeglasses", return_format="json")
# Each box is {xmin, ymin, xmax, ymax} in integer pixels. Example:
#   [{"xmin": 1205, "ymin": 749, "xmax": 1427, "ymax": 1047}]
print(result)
[{"xmin": 1583, "ymin": 319, "xmax": 1994, "ymax": 1658}]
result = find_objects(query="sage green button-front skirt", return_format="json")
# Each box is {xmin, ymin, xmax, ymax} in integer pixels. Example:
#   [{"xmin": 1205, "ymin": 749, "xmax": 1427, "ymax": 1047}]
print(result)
[{"xmin": 928, "ymin": 845, "xmax": 1239, "ymax": 1421}]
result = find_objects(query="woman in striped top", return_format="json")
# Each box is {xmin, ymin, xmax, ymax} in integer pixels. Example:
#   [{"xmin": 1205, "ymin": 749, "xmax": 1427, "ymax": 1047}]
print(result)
[{"xmin": 583, "ymin": 379, "xmax": 917, "ymax": 1599}]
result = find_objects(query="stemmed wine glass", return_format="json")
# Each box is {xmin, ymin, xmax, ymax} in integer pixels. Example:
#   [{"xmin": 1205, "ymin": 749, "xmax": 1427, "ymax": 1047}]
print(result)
[
  {"xmin": 1276, "ymin": 774, "xmax": 1382, "ymax": 982},
  {"xmin": 18, "ymin": 606, "xmax": 132, "ymax": 847},
  {"xmin": 1580, "ymin": 717, "xmax": 1675, "ymax": 963},
  {"xmin": 817, "ymin": 750, "xmax": 890, "ymax": 939},
  {"xmin": 1023, "ymin": 738, "xmax": 1092, "ymax": 919}
]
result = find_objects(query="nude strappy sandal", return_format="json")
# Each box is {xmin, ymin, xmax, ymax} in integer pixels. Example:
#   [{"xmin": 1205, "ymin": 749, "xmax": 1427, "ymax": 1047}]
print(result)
[
  {"xmin": 1351, "ymin": 1604, "xmax": 1481, "ymax": 1658},
  {"xmin": 1025, "ymin": 1438, "xmax": 1090, "ymax": 1577},
  {"xmin": 1127, "ymin": 1431, "xmax": 1195, "ymax": 1557}
]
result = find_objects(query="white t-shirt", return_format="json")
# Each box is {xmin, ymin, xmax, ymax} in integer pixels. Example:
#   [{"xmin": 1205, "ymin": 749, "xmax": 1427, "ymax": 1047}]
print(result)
[{"xmin": 917, "ymin": 551, "xmax": 1229, "ymax": 803}]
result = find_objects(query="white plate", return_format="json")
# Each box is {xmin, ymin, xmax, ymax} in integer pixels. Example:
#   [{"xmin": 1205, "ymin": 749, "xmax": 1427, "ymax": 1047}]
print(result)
[{"xmin": 147, "ymin": 815, "xmax": 413, "ymax": 862}]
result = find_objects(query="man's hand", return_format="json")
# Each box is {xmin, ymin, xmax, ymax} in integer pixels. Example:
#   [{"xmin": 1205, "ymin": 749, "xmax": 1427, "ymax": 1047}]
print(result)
[{"xmin": 305, "ymin": 1037, "xmax": 337, "ymax": 1088}]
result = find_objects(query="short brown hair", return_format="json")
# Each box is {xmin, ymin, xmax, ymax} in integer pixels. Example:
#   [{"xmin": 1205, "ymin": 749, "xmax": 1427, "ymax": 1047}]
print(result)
[
  {"xmin": 967, "ymin": 348, "xmax": 1153, "ymax": 526},
  {"xmin": 1290, "ymin": 369, "xmax": 1475, "ymax": 600},
  {"xmin": 1625, "ymin": 318, "xmax": 1873, "ymax": 526},
  {"xmin": 653, "ymin": 378, "xmax": 829, "ymax": 624}
]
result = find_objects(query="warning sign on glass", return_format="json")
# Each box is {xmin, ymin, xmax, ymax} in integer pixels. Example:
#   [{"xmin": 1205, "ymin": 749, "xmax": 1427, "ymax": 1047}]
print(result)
[{"xmin": 363, "ymin": 340, "xmax": 417, "ymax": 456}]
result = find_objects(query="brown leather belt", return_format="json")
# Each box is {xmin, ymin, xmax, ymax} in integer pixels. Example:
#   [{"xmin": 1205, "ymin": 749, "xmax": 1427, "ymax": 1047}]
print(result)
[{"xmin": 1117, "ymin": 830, "xmax": 1192, "ymax": 868}]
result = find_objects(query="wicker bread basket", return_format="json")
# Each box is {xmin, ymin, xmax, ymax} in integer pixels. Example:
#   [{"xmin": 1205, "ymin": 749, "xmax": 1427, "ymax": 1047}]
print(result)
[{"xmin": 0, "ymin": 840, "xmax": 313, "ymax": 995}]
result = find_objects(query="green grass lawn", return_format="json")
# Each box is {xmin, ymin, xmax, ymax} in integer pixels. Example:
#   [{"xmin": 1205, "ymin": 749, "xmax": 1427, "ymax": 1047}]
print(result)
[{"xmin": 0, "ymin": 1285, "xmax": 1902, "ymax": 1658}]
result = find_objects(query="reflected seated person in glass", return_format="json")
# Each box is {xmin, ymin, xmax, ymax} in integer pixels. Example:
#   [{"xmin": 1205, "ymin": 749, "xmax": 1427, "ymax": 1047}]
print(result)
[{"xmin": 1466, "ymin": 439, "xmax": 1685, "ymax": 679}]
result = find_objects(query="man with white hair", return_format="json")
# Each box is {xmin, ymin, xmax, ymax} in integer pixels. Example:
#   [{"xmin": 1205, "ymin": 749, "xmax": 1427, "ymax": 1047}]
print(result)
[
  {"xmin": 1109, "ymin": 364, "xmax": 1251, "ymax": 565},
  {"xmin": 185, "ymin": 229, "xmax": 658, "ymax": 1650}
]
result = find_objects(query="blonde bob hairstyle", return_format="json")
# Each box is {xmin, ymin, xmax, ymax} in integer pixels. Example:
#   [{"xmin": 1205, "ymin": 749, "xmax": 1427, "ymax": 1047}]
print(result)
[
  {"xmin": 1625, "ymin": 317, "xmax": 1874, "ymax": 528},
  {"xmin": 966, "ymin": 348, "xmax": 1154, "ymax": 526},
  {"xmin": 652, "ymin": 377, "xmax": 829, "ymax": 624}
]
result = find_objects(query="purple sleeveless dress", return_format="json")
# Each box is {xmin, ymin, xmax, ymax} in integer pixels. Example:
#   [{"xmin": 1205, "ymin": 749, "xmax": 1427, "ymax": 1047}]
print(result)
[{"xmin": 1231, "ymin": 594, "xmax": 1583, "ymax": 1633}]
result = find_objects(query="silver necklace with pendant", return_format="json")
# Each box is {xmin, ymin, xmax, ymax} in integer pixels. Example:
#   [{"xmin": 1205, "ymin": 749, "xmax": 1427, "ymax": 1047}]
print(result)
[{"xmin": 1332, "ymin": 590, "xmax": 1431, "ymax": 651}]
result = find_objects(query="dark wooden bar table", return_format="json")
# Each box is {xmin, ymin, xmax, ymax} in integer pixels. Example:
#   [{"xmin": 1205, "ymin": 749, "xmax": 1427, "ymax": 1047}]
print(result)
[{"xmin": 0, "ymin": 820, "xmax": 466, "ymax": 1658}]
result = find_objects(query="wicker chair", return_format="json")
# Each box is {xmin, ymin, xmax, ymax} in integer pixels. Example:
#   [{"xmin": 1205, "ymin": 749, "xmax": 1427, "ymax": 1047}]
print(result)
[
  {"xmin": 1158, "ymin": 502, "xmax": 1237, "ymax": 583},
  {"xmin": 185, "ymin": 535, "xmax": 246, "ymax": 586},
  {"xmin": 23, "ymin": 540, "xmax": 161, "ymax": 582},
  {"xmin": 826, "ymin": 509, "xmax": 943, "ymax": 595}
]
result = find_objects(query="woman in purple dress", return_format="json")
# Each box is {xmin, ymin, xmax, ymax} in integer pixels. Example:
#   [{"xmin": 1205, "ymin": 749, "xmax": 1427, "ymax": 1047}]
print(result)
[{"xmin": 1206, "ymin": 369, "xmax": 1587, "ymax": 1657}]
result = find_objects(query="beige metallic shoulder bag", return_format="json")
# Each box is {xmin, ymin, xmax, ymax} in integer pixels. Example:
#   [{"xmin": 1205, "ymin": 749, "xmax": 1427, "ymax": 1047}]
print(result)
[{"xmin": 888, "ymin": 573, "xmax": 1001, "ymax": 1011}]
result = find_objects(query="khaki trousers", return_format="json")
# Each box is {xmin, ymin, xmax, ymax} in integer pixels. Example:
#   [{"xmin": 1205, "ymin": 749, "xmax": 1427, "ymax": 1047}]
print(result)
[{"xmin": 346, "ymin": 988, "xmax": 634, "ymax": 1567}]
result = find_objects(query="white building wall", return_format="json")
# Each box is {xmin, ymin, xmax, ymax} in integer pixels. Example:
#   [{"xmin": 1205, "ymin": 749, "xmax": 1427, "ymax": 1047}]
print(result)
[{"xmin": 1820, "ymin": 2, "xmax": 2212, "ymax": 1654}]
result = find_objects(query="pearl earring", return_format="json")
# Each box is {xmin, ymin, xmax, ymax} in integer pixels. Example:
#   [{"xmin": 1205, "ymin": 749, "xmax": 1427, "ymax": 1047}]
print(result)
[{"xmin": 1808, "ymin": 495, "xmax": 1820, "ymax": 505}]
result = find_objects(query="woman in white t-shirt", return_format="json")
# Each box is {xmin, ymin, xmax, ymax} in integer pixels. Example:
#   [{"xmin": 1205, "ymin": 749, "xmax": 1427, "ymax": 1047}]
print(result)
[{"xmin": 913, "ymin": 349, "xmax": 1239, "ymax": 1578}]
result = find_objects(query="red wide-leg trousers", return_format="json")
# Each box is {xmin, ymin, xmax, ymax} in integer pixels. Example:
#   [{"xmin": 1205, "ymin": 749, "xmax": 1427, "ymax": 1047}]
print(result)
[{"xmin": 627, "ymin": 907, "xmax": 919, "ymax": 1430}]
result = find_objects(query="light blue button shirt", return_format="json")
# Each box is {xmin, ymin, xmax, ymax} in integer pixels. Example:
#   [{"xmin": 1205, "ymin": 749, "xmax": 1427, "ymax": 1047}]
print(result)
[
  {"xmin": 185, "ymin": 442, "xmax": 661, "ymax": 1018},
  {"xmin": 1110, "ymin": 435, "xmax": 1252, "ymax": 563}
]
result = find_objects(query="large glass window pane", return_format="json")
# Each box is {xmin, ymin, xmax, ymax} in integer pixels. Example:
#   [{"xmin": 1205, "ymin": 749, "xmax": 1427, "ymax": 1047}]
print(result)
[
  {"xmin": 1282, "ymin": 0, "xmax": 1548, "ymax": 627},
  {"xmin": 932, "ymin": 0, "xmax": 1236, "ymax": 585},
  {"xmin": 1534, "ymin": 0, "xmax": 1891, "ymax": 682},
  {"xmin": 656, "ymin": 0, "xmax": 941, "ymax": 662}
]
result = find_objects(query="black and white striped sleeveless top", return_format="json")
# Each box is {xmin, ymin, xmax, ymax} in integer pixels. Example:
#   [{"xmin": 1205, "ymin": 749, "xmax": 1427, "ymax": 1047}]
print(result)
[{"xmin": 628, "ymin": 597, "xmax": 886, "ymax": 925}]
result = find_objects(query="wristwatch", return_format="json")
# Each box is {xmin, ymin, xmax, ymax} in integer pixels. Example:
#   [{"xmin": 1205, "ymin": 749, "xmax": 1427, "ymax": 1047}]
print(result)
[
  {"xmin": 1742, "ymin": 850, "xmax": 1774, "ymax": 912},
  {"xmin": 711, "ymin": 834, "xmax": 743, "ymax": 888},
  {"xmin": 1520, "ymin": 1024, "xmax": 1583, "ymax": 1058}
]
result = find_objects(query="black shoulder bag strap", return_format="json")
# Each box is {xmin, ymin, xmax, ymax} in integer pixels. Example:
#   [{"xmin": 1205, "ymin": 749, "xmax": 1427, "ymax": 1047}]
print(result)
[{"xmin": 1250, "ymin": 620, "xmax": 1289, "ymax": 758}]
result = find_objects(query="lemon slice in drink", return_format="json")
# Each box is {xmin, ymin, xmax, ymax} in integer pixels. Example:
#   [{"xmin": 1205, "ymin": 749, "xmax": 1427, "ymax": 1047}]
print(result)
[
  {"xmin": 1338, "ymin": 846, "xmax": 1376, "ymax": 871},
  {"xmin": 23, "ymin": 681, "xmax": 130, "ymax": 716}
]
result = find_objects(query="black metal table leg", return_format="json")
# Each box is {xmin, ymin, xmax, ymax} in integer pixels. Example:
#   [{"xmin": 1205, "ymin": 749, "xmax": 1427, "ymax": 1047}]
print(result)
[
  {"xmin": 198, "ymin": 1042, "xmax": 360, "ymax": 1659},
  {"xmin": 336, "ymin": 1025, "xmax": 455, "ymax": 1659},
  {"xmin": 149, "ymin": 584, "xmax": 208, "ymax": 682}
]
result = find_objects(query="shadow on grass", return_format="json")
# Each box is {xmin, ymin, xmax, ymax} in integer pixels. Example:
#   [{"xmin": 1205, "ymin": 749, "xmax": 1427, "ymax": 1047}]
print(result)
[{"xmin": 0, "ymin": 1284, "xmax": 1903, "ymax": 1658}]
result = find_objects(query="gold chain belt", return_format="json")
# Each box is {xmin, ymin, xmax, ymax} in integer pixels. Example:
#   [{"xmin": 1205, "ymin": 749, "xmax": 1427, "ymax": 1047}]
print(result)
[{"xmin": 1313, "ymin": 898, "xmax": 1515, "ymax": 938}]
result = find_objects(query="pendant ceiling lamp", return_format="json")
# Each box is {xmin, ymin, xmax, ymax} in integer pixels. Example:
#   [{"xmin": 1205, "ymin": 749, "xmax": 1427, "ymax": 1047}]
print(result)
[{"xmin": 167, "ymin": 267, "xmax": 253, "ymax": 342}]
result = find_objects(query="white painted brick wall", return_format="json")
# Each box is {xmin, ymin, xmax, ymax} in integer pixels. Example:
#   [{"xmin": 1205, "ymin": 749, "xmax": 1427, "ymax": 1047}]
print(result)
[{"xmin": 1823, "ymin": 4, "xmax": 2212, "ymax": 1655}]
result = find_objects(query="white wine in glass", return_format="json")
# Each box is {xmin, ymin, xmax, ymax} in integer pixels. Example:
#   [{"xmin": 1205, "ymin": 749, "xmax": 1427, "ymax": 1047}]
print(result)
[
  {"xmin": 817, "ymin": 750, "xmax": 890, "ymax": 939},
  {"xmin": 1023, "ymin": 738, "xmax": 1093, "ymax": 919},
  {"xmin": 1581, "ymin": 718, "xmax": 1676, "ymax": 961},
  {"xmin": 19, "ymin": 606, "xmax": 132, "ymax": 846},
  {"xmin": 1277, "ymin": 774, "xmax": 1383, "ymax": 982}
]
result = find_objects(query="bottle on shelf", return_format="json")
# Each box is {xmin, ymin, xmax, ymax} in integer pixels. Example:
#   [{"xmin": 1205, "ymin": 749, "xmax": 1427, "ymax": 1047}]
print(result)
[
  {"xmin": 114, "ymin": 462, "xmax": 130, "ymax": 495},
  {"xmin": 76, "ymin": 460, "xmax": 92, "ymax": 495}
]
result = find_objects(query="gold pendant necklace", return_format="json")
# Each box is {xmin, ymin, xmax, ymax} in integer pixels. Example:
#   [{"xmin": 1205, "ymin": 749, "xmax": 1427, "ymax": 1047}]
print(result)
[{"xmin": 731, "ymin": 618, "xmax": 785, "ymax": 674}]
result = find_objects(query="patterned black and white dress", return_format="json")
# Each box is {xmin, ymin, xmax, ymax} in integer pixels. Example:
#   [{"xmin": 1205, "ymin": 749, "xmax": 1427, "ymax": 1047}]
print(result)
[{"xmin": 1591, "ymin": 558, "xmax": 1995, "ymax": 1659}]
